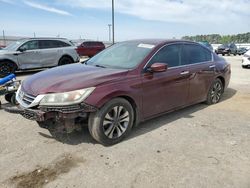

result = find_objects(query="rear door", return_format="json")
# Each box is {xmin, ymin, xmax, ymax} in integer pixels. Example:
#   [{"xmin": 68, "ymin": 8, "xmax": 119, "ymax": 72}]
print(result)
[
  {"xmin": 181, "ymin": 43, "xmax": 215, "ymax": 104},
  {"xmin": 142, "ymin": 43, "xmax": 190, "ymax": 119},
  {"xmin": 38, "ymin": 40, "xmax": 60, "ymax": 67}
]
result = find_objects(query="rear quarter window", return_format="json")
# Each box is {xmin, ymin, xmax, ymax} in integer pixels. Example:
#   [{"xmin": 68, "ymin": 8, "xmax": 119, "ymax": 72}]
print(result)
[{"xmin": 181, "ymin": 44, "xmax": 212, "ymax": 65}]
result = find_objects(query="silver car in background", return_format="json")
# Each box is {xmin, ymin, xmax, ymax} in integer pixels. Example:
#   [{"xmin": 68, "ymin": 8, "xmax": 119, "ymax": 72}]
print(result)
[{"xmin": 0, "ymin": 38, "xmax": 79, "ymax": 77}]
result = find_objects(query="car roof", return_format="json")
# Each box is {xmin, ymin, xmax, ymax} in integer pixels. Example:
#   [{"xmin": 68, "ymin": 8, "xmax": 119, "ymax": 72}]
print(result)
[
  {"xmin": 20, "ymin": 37, "xmax": 68, "ymax": 41},
  {"xmin": 124, "ymin": 39, "xmax": 194, "ymax": 46}
]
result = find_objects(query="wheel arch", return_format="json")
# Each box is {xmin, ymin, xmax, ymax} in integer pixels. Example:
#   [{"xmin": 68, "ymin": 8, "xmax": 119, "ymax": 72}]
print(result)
[
  {"xmin": 0, "ymin": 59, "xmax": 18, "ymax": 71},
  {"xmin": 92, "ymin": 92, "xmax": 141, "ymax": 127},
  {"xmin": 59, "ymin": 54, "xmax": 74, "ymax": 64},
  {"xmin": 0, "ymin": 59, "xmax": 18, "ymax": 69},
  {"xmin": 216, "ymin": 76, "xmax": 225, "ymax": 89},
  {"xmin": 117, "ymin": 95, "xmax": 140, "ymax": 127}
]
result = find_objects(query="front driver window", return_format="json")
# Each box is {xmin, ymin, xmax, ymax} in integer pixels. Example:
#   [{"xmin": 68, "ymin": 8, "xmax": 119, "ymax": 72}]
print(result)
[
  {"xmin": 149, "ymin": 44, "xmax": 181, "ymax": 67},
  {"xmin": 19, "ymin": 40, "xmax": 39, "ymax": 51}
]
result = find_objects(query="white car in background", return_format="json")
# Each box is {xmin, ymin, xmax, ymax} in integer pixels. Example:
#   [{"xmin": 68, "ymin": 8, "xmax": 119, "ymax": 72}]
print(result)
[
  {"xmin": 0, "ymin": 38, "xmax": 80, "ymax": 77},
  {"xmin": 242, "ymin": 50, "xmax": 250, "ymax": 68}
]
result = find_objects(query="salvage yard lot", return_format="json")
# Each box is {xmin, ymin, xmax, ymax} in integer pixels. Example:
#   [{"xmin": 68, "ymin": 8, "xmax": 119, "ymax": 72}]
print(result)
[{"xmin": 0, "ymin": 56, "xmax": 250, "ymax": 188}]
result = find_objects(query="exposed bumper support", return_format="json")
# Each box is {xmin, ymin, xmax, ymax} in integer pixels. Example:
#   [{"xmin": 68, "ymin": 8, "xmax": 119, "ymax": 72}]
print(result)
[{"xmin": 4, "ymin": 102, "xmax": 97, "ymax": 122}]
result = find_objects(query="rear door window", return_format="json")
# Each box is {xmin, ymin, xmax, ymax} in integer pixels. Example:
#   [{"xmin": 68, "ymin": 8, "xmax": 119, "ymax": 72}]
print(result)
[
  {"xmin": 39, "ymin": 40, "xmax": 55, "ymax": 49},
  {"xmin": 181, "ymin": 44, "xmax": 212, "ymax": 65},
  {"xmin": 149, "ymin": 44, "xmax": 181, "ymax": 68}
]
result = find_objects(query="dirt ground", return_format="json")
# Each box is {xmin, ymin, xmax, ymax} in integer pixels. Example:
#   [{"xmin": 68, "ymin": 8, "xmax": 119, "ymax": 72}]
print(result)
[{"xmin": 0, "ymin": 56, "xmax": 250, "ymax": 188}]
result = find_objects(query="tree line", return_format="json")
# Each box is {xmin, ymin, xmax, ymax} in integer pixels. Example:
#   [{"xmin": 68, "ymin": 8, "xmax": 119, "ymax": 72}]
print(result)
[{"xmin": 182, "ymin": 32, "xmax": 250, "ymax": 44}]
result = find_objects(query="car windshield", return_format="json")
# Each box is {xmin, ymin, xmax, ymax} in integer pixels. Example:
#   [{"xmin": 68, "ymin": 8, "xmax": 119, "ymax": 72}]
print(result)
[
  {"xmin": 4, "ymin": 40, "xmax": 26, "ymax": 51},
  {"xmin": 86, "ymin": 41, "xmax": 155, "ymax": 69}
]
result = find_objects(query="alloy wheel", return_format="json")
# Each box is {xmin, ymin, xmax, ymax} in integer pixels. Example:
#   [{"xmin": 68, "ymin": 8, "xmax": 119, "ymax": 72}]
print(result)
[
  {"xmin": 102, "ymin": 106, "xmax": 130, "ymax": 139},
  {"xmin": 0, "ymin": 63, "xmax": 11, "ymax": 76},
  {"xmin": 211, "ymin": 82, "xmax": 223, "ymax": 103}
]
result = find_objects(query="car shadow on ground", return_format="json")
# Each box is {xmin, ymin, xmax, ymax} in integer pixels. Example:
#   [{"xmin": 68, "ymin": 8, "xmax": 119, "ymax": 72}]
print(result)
[
  {"xmin": 15, "ymin": 69, "xmax": 44, "ymax": 77},
  {"xmin": 128, "ymin": 87, "xmax": 237, "ymax": 141},
  {"xmin": 35, "ymin": 87, "xmax": 237, "ymax": 146}
]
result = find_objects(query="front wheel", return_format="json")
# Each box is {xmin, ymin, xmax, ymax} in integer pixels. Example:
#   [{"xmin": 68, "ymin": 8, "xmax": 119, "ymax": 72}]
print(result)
[
  {"xmin": 0, "ymin": 61, "xmax": 16, "ymax": 77},
  {"xmin": 88, "ymin": 98, "xmax": 134, "ymax": 145},
  {"xmin": 206, "ymin": 78, "xmax": 224, "ymax": 105}
]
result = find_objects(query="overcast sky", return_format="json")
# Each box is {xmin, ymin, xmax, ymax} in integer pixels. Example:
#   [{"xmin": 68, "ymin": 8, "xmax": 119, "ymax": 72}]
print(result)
[{"xmin": 0, "ymin": 0, "xmax": 250, "ymax": 41}]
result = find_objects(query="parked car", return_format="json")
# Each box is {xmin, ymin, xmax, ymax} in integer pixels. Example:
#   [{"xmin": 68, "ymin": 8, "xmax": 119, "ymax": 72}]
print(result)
[
  {"xmin": 0, "ymin": 45, "xmax": 6, "ymax": 50},
  {"xmin": 6, "ymin": 39, "xmax": 231, "ymax": 145},
  {"xmin": 237, "ymin": 47, "xmax": 248, "ymax": 55},
  {"xmin": 215, "ymin": 43, "xmax": 237, "ymax": 56},
  {"xmin": 198, "ymin": 41, "xmax": 213, "ymax": 51},
  {"xmin": 242, "ymin": 50, "xmax": 250, "ymax": 68},
  {"xmin": 76, "ymin": 41, "xmax": 105, "ymax": 57},
  {"xmin": 0, "ymin": 38, "xmax": 79, "ymax": 77}
]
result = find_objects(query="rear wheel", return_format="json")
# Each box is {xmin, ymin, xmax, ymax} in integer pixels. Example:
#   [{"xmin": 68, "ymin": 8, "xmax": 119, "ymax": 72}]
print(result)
[
  {"xmin": 242, "ymin": 65, "xmax": 248, "ymax": 69},
  {"xmin": 206, "ymin": 78, "xmax": 224, "ymax": 105},
  {"xmin": 0, "ymin": 61, "xmax": 16, "ymax": 77},
  {"xmin": 88, "ymin": 98, "xmax": 134, "ymax": 145},
  {"xmin": 58, "ymin": 56, "xmax": 73, "ymax": 66}
]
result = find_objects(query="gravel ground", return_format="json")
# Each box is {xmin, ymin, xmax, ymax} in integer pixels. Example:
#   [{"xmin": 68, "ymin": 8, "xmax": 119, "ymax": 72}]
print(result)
[{"xmin": 0, "ymin": 56, "xmax": 250, "ymax": 188}]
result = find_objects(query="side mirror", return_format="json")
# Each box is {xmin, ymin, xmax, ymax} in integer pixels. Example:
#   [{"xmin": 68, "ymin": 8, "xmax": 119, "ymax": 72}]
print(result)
[
  {"xmin": 149, "ymin": 62, "xmax": 168, "ymax": 73},
  {"xmin": 18, "ymin": 47, "xmax": 27, "ymax": 52}
]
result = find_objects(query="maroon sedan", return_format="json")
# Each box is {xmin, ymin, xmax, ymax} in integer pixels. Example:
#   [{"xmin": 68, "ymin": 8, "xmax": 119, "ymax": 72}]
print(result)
[
  {"xmin": 7, "ymin": 39, "xmax": 231, "ymax": 145},
  {"xmin": 76, "ymin": 41, "xmax": 105, "ymax": 57}
]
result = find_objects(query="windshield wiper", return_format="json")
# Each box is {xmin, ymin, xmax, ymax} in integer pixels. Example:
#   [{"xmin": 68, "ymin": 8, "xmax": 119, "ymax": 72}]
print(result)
[{"xmin": 94, "ymin": 64, "xmax": 107, "ymax": 68}]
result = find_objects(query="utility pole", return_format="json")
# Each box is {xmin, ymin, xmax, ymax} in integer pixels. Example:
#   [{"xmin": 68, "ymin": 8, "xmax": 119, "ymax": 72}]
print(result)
[
  {"xmin": 108, "ymin": 24, "xmax": 111, "ymax": 42},
  {"xmin": 2, "ymin": 30, "xmax": 6, "ymax": 46},
  {"xmin": 112, "ymin": 0, "xmax": 115, "ymax": 44},
  {"xmin": 33, "ymin": 32, "xmax": 36, "ymax": 38}
]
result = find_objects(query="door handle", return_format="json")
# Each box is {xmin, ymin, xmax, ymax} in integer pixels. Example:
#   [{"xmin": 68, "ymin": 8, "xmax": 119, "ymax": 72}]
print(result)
[
  {"xmin": 180, "ymin": 71, "xmax": 190, "ymax": 75},
  {"xmin": 209, "ymin": 65, "xmax": 216, "ymax": 68}
]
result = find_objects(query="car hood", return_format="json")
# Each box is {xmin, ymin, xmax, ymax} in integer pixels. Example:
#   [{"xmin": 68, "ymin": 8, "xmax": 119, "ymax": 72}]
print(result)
[
  {"xmin": 22, "ymin": 63, "xmax": 128, "ymax": 96},
  {"xmin": 0, "ymin": 49, "xmax": 16, "ymax": 55}
]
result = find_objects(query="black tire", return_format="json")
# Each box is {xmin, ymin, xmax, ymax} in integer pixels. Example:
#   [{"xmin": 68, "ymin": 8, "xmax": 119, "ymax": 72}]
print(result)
[
  {"xmin": 242, "ymin": 65, "xmax": 248, "ymax": 69},
  {"xmin": 5, "ymin": 93, "xmax": 16, "ymax": 104},
  {"xmin": 206, "ymin": 78, "xmax": 224, "ymax": 105},
  {"xmin": 58, "ymin": 56, "xmax": 73, "ymax": 66},
  {"xmin": 222, "ymin": 53, "xmax": 225, "ymax": 56},
  {"xmin": 88, "ymin": 98, "xmax": 134, "ymax": 146},
  {"xmin": 0, "ymin": 61, "xmax": 17, "ymax": 77}
]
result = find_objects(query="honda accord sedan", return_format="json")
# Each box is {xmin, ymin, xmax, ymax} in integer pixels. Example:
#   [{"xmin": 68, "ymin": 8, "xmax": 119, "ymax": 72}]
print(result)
[{"xmin": 6, "ymin": 39, "xmax": 231, "ymax": 145}]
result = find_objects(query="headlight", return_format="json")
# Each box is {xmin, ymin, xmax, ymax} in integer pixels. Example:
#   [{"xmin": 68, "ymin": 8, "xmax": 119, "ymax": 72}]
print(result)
[{"xmin": 39, "ymin": 87, "xmax": 95, "ymax": 106}]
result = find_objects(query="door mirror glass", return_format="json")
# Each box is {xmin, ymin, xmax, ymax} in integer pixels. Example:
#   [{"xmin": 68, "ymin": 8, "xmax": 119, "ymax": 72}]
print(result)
[
  {"xmin": 149, "ymin": 62, "xmax": 168, "ymax": 72},
  {"xmin": 18, "ymin": 47, "xmax": 27, "ymax": 52}
]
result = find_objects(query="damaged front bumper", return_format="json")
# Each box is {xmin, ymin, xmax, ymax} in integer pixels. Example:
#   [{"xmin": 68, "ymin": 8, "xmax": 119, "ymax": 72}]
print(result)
[{"xmin": 4, "ymin": 102, "xmax": 97, "ymax": 122}]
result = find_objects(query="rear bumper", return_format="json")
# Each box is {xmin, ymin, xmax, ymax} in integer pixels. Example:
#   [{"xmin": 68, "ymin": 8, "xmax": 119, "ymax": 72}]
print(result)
[
  {"xmin": 4, "ymin": 102, "xmax": 97, "ymax": 122},
  {"xmin": 216, "ymin": 49, "xmax": 230, "ymax": 54}
]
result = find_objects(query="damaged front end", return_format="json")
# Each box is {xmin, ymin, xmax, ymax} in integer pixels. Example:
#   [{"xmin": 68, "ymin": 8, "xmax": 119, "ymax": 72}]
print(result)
[{"xmin": 4, "ymin": 86, "xmax": 97, "ymax": 134}]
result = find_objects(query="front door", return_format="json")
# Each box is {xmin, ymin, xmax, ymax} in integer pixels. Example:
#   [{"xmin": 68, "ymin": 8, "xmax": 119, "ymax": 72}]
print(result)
[
  {"xmin": 142, "ymin": 44, "xmax": 190, "ymax": 119},
  {"xmin": 17, "ymin": 40, "xmax": 41, "ymax": 69}
]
